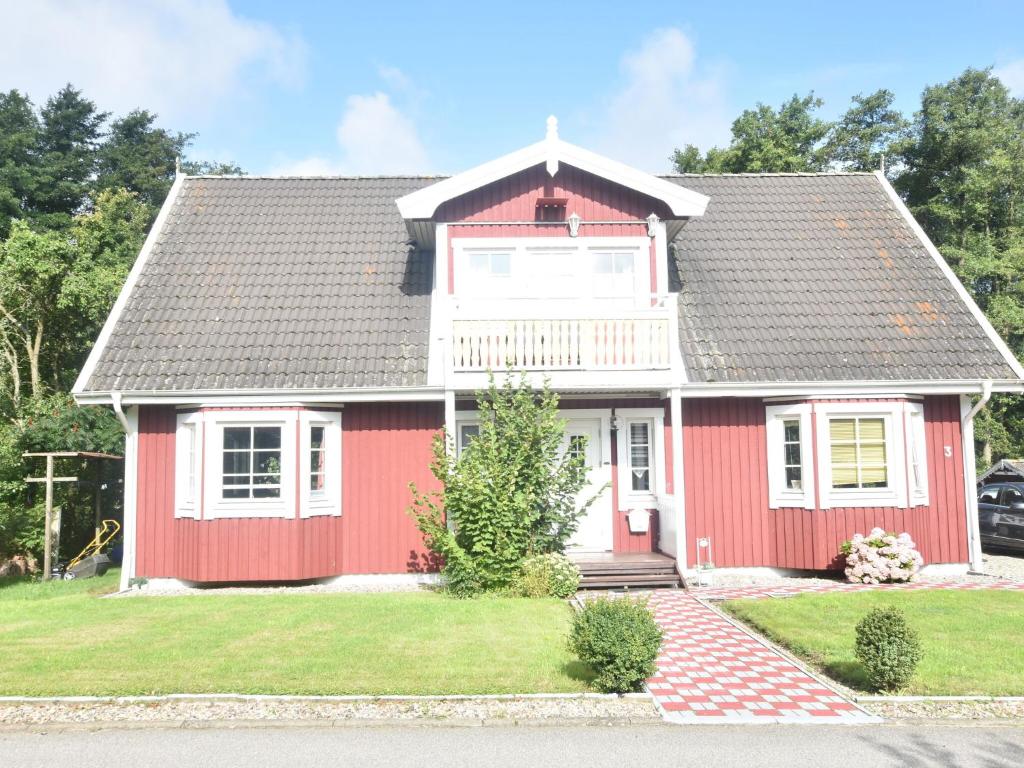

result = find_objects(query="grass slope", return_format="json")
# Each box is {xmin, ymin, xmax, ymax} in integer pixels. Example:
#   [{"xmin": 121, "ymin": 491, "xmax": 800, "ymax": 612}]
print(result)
[
  {"xmin": 724, "ymin": 589, "xmax": 1024, "ymax": 695},
  {"xmin": 0, "ymin": 571, "xmax": 590, "ymax": 696}
]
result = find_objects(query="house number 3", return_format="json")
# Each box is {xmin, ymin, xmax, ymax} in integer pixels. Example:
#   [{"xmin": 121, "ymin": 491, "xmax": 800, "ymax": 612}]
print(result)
[{"xmin": 944, "ymin": 446, "xmax": 953, "ymax": 458}]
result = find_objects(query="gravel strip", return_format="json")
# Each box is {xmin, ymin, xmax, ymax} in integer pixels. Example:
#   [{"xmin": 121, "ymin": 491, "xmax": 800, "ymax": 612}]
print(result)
[
  {"xmin": 980, "ymin": 550, "xmax": 1024, "ymax": 581},
  {"xmin": 0, "ymin": 696, "xmax": 659, "ymax": 728},
  {"xmin": 863, "ymin": 699, "xmax": 1024, "ymax": 721}
]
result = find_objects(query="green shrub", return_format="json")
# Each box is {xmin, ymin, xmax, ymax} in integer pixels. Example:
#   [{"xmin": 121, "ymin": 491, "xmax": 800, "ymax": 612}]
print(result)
[
  {"xmin": 569, "ymin": 597, "xmax": 663, "ymax": 693},
  {"xmin": 854, "ymin": 606, "xmax": 923, "ymax": 692},
  {"xmin": 516, "ymin": 553, "xmax": 581, "ymax": 598}
]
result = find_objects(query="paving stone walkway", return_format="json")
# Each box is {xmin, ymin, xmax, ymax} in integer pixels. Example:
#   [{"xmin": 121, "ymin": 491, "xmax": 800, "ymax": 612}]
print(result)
[{"xmin": 645, "ymin": 591, "xmax": 879, "ymax": 724}]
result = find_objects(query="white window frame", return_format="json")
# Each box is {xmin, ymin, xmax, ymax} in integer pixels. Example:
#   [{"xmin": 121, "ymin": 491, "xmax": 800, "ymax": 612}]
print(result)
[
  {"xmin": 765, "ymin": 403, "xmax": 815, "ymax": 509},
  {"xmin": 299, "ymin": 411, "xmax": 342, "ymax": 518},
  {"xmin": 615, "ymin": 408, "xmax": 666, "ymax": 506},
  {"xmin": 815, "ymin": 402, "xmax": 907, "ymax": 509},
  {"xmin": 174, "ymin": 411, "xmax": 203, "ymax": 519},
  {"xmin": 905, "ymin": 401, "xmax": 929, "ymax": 507},
  {"xmin": 203, "ymin": 410, "xmax": 297, "ymax": 520},
  {"xmin": 451, "ymin": 236, "xmax": 650, "ymax": 303}
]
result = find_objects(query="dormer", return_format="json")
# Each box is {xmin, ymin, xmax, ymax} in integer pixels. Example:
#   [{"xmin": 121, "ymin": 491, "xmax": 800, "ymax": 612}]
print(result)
[{"xmin": 396, "ymin": 116, "xmax": 709, "ymax": 248}]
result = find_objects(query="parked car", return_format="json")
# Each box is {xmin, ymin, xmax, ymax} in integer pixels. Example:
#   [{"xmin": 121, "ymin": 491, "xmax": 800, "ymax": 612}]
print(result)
[{"xmin": 978, "ymin": 483, "xmax": 1024, "ymax": 552}]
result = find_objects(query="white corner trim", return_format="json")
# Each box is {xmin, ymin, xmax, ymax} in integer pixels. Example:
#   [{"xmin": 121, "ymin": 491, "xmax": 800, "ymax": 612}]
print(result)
[
  {"xmin": 874, "ymin": 170, "xmax": 1024, "ymax": 380},
  {"xmin": 395, "ymin": 136, "xmax": 709, "ymax": 221},
  {"xmin": 765, "ymin": 403, "xmax": 816, "ymax": 509},
  {"xmin": 73, "ymin": 173, "xmax": 187, "ymax": 396}
]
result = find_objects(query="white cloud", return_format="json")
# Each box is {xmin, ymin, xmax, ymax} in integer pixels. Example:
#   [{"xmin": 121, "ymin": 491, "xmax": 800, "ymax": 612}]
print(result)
[
  {"xmin": 0, "ymin": 0, "xmax": 306, "ymax": 121},
  {"xmin": 588, "ymin": 28, "xmax": 731, "ymax": 172},
  {"xmin": 995, "ymin": 59, "xmax": 1024, "ymax": 97},
  {"xmin": 272, "ymin": 77, "xmax": 430, "ymax": 175}
]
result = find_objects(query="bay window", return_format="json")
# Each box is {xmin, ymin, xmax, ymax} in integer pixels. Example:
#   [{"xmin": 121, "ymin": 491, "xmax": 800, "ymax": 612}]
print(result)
[
  {"xmin": 173, "ymin": 409, "xmax": 342, "ymax": 520},
  {"xmin": 766, "ymin": 400, "xmax": 927, "ymax": 510}
]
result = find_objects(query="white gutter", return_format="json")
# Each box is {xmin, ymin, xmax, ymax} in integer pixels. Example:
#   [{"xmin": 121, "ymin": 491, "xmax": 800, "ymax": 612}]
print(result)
[
  {"xmin": 110, "ymin": 392, "xmax": 138, "ymax": 591},
  {"xmin": 961, "ymin": 380, "xmax": 993, "ymax": 572}
]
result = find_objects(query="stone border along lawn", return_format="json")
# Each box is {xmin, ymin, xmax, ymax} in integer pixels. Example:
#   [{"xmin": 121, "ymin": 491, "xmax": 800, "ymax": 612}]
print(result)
[
  {"xmin": 721, "ymin": 588, "xmax": 1024, "ymax": 697},
  {"xmin": 0, "ymin": 569, "xmax": 595, "ymax": 697}
]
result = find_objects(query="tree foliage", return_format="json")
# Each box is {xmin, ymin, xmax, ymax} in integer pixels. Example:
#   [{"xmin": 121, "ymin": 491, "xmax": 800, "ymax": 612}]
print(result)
[
  {"xmin": 409, "ymin": 375, "xmax": 596, "ymax": 596},
  {"xmin": 0, "ymin": 83, "xmax": 243, "ymax": 562}
]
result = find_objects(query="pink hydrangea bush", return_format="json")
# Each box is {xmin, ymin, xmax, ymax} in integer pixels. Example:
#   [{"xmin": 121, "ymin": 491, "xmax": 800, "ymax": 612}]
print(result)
[{"xmin": 840, "ymin": 528, "xmax": 923, "ymax": 584}]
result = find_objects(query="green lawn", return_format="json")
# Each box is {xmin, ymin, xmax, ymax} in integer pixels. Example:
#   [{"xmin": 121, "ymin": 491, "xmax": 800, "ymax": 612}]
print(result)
[
  {"xmin": 0, "ymin": 569, "xmax": 591, "ymax": 696},
  {"xmin": 723, "ymin": 590, "xmax": 1024, "ymax": 695}
]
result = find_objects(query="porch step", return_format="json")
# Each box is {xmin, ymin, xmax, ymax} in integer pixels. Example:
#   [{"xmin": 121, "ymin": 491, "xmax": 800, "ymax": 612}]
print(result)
[{"xmin": 572, "ymin": 553, "xmax": 681, "ymax": 590}]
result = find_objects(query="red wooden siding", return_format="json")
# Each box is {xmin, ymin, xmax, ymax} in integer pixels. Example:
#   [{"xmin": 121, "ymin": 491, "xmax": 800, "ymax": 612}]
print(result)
[
  {"xmin": 134, "ymin": 403, "xmax": 442, "ymax": 582},
  {"xmin": 437, "ymin": 163, "xmax": 673, "ymax": 223},
  {"xmin": 682, "ymin": 396, "xmax": 969, "ymax": 570}
]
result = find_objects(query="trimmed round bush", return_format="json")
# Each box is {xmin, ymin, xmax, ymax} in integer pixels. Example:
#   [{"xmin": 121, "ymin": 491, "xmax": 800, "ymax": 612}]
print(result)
[
  {"xmin": 516, "ymin": 553, "xmax": 581, "ymax": 598},
  {"xmin": 842, "ymin": 528, "xmax": 923, "ymax": 584},
  {"xmin": 569, "ymin": 597, "xmax": 663, "ymax": 693},
  {"xmin": 854, "ymin": 606, "xmax": 923, "ymax": 692}
]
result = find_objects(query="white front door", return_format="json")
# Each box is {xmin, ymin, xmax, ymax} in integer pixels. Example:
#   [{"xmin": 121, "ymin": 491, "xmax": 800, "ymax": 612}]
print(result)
[{"xmin": 563, "ymin": 418, "xmax": 613, "ymax": 552}]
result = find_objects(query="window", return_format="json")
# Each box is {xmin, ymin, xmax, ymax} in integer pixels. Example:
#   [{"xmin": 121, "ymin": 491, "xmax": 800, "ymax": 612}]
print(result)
[
  {"xmin": 458, "ymin": 423, "xmax": 480, "ymax": 454},
  {"xmin": 309, "ymin": 425, "xmax": 326, "ymax": 494},
  {"xmin": 453, "ymin": 237, "xmax": 648, "ymax": 300},
  {"xmin": 905, "ymin": 403, "xmax": 928, "ymax": 505},
  {"xmin": 829, "ymin": 417, "xmax": 888, "ymax": 489},
  {"xmin": 222, "ymin": 426, "xmax": 282, "ymax": 499},
  {"xmin": 174, "ymin": 412, "xmax": 203, "ymax": 519},
  {"xmin": 980, "ymin": 487, "xmax": 1000, "ymax": 504},
  {"xmin": 765, "ymin": 403, "xmax": 815, "ymax": 509},
  {"xmin": 1002, "ymin": 486, "xmax": 1024, "ymax": 507},
  {"xmin": 628, "ymin": 421, "xmax": 652, "ymax": 492},
  {"xmin": 300, "ymin": 411, "xmax": 342, "ymax": 518}
]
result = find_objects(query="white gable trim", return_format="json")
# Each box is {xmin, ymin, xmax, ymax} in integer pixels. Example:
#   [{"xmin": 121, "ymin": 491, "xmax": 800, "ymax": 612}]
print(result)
[
  {"xmin": 395, "ymin": 120, "xmax": 709, "ymax": 222},
  {"xmin": 874, "ymin": 170, "xmax": 1024, "ymax": 380},
  {"xmin": 72, "ymin": 173, "xmax": 188, "ymax": 395}
]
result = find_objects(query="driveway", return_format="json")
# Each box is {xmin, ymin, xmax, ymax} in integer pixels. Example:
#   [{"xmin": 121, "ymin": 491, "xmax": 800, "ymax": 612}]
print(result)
[{"xmin": 3, "ymin": 724, "xmax": 1023, "ymax": 767}]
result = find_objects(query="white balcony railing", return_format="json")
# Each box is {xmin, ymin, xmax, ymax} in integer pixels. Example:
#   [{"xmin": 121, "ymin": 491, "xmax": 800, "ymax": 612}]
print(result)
[{"xmin": 451, "ymin": 311, "xmax": 671, "ymax": 371}]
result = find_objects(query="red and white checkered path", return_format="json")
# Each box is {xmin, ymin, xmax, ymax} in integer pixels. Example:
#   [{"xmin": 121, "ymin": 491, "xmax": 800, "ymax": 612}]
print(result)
[
  {"xmin": 687, "ymin": 578, "xmax": 1024, "ymax": 603},
  {"xmin": 645, "ymin": 590, "xmax": 879, "ymax": 724}
]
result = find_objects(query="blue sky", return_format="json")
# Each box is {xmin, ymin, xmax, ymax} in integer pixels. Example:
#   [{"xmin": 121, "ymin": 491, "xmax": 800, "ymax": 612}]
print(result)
[{"xmin": 4, "ymin": 0, "xmax": 1024, "ymax": 174}]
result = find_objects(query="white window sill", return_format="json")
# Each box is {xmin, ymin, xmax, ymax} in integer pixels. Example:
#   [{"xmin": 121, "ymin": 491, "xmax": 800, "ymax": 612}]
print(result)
[
  {"xmin": 205, "ymin": 500, "xmax": 290, "ymax": 520},
  {"xmin": 824, "ymin": 489, "xmax": 901, "ymax": 509},
  {"xmin": 300, "ymin": 501, "xmax": 341, "ymax": 519}
]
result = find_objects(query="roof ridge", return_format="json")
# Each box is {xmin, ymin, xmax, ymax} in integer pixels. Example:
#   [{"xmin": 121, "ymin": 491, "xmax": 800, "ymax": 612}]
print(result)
[
  {"xmin": 183, "ymin": 174, "xmax": 451, "ymax": 181},
  {"xmin": 661, "ymin": 171, "xmax": 876, "ymax": 178}
]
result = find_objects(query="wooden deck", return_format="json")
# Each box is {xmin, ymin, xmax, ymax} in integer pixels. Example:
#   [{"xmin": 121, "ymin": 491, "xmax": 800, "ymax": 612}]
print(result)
[{"xmin": 570, "ymin": 551, "xmax": 681, "ymax": 589}]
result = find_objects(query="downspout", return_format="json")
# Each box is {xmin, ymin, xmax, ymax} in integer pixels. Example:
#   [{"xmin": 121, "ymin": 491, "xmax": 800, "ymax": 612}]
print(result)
[
  {"xmin": 111, "ymin": 392, "xmax": 138, "ymax": 590},
  {"xmin": 961, "ymin": 380, "xmax": 992, "ymax": 572}
]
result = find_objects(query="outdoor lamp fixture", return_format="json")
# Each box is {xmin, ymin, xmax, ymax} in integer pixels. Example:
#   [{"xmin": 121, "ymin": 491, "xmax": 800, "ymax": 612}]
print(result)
[
  {"xmin": 609, "ymin": 408, "xmax": 619, "ymax": 433},
  {"xmin": 646, "ymin": 212, "xmax": 660, "ymax": 238},
  {"xmin": 567, "ymin": 211, "xmax": 581, "ymax": 237}
]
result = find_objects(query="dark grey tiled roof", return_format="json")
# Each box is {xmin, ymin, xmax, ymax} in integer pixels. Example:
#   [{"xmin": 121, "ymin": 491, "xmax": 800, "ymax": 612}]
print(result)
[
  {"xmin": 83, "ymin": 176, "xmax": 436, "ymax": 391},
  {"xmin": 80, "ymin": 172, "xmax": 1018, "ymax": 393},
  {"xmin": 668, "ymin": 174, "xmax": 1018, "ymax": 383}
]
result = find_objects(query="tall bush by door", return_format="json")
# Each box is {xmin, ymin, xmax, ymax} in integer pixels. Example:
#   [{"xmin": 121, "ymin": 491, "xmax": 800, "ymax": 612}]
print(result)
[{"xmin": 409, "ymin": 374, "xmax": 598, "ymax": 596}]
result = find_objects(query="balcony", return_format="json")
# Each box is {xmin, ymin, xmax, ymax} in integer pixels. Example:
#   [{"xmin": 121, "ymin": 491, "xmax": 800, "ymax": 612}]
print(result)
[{"xmin": 450, "ymin": 309, "xmax": 672, "ymax": 372}]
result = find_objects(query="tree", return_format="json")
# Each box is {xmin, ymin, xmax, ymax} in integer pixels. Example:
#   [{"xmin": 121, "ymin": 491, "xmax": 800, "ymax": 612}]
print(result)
[
  {"xmin": 0, "ymin": 90, "xmax": 40, "ymax": 239},
  {"xmin": 409, "ymin": 375, "xmax": 596, "ymax": 595},
  {"xmin": 34, "ymin": 85, "xmax": 107, "ymax": 228},
  {"xmin": 898, "ymin": 68, "xmax": 1024, "ymax": 462},
  {"xmin": 823, "ymin": 89, "xmax": 908, "ymax": 173},
  {"xmin": 672, "ymin": 93, "xmax": 832, "ymax": 174},
  {"xmin": 96, "ymin": 110, "xmax": 194, "ymax": 214},
  {"xmin": 180, "ymin": 159, "xmax": 244, "ymax": 176}
]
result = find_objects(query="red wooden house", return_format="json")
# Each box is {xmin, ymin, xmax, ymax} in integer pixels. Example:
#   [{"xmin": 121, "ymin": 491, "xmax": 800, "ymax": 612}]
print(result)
[{"xmin": 74, "ymin": 118, "xmax": 1024, "ymax": 589}]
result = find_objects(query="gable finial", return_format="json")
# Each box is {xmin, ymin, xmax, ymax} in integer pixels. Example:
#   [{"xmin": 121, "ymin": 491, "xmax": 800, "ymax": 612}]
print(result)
[{"xmin": 546, "ymin": 115, "xmax": 558, "ymax": 141}]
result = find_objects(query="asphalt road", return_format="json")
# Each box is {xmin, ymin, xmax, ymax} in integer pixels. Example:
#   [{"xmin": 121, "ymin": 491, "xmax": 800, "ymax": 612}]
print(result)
[{"xmin": 3, "ymin": 723, "xmax": 1023, "ymax": 767}]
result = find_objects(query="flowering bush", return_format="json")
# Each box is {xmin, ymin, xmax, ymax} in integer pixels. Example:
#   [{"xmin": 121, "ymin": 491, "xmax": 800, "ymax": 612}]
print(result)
[
  {"xmin": 841, "ymin": 528, "xmax": 923, "ymax": 584},
  {"xmin": 516, "ymin": 553, "xmax": 581, "ymax": 598}
]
